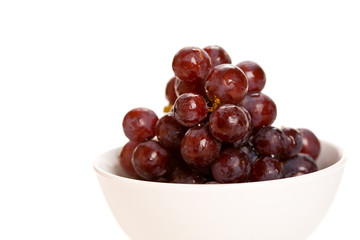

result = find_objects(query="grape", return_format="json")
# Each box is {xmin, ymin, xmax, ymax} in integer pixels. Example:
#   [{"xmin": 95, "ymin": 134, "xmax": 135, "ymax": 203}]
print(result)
[
  {"xmin": 281, "ymin": 127, "xmax": 303, "ymax": 159},
  {"xmin": 172, "ymin": 47, "xmax": 212, "ymax": 83},
  {"xmin": 170, "ymin": 165, "xmax": 207, "ymax": 184},
  {"xmin": 174, "ymin": 77, "xmax": 206, "ymax": 97},
  {"xmin": 118, "ymin": 141, "xmax": 139, "ymax": 178},
  {"xmin": 238, "ymin": 144, "xmax": 259, "ymax": 163},
  {"xmin": 240, "ymin": 92, "xmax": 277, "ymax": 129},
  {"xmin": 203, "ymin": 45, "xmax": 231, "ymax": 68},
  {"xmin": 132, "ymin": 140, "xmax": 170, "ymax": 180},
  {"xmin": 122, "ymin": 108, "xmax": 158, "ymax": 142},
  {"xmin": 283, "ymin": 153, "xmax": 318, "ymax": 177},
  {"xmin": 236, "ymin": 61, "xmax": 266, "ymax": 92},
  {"xmin": 173, "ymin": 93, "xmax": 208, "ymax": 127},
  {"xmin": 205, "ymin": 64, "xmax": 248, "ymax": 105},
  {"xmin": 209, "ymin": 104, "xmax": 251, "ymax": 143},
  {"xmin": 165, "ymin": 77, "xmax": 177, "ymax": 104},
  {"xmin": 155, "ymin": 112, "xmax": 187, "ymax": 149},
  {"xmin": 181, "ymin": 125, "xmax": 221, "ymax": 168},
  {"xmin": 211, "ymin": 148, "xmax": 251, "ymax": 183},
  {"xmin": 251, "ymin": 156, "xmax": 284, "ymax": 181},
  {"xmin": 252, "ymin": 126, "xmax": 288, "ymax": 158},
  {"xmin": 298, "ymin": 128, "xmax": 321, "ymax": 160}
]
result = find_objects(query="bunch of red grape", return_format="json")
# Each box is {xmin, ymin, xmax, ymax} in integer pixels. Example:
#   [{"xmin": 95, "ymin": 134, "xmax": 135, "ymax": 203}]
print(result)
[{"xmin": 119, "ymin": 46, "xmax": 321, "ymax": 184}]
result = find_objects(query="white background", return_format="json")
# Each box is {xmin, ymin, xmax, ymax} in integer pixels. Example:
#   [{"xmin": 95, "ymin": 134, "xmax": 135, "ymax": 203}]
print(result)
[{"xmin": 1, "ymin": 0, "xmax": 359, "ymax": 239}]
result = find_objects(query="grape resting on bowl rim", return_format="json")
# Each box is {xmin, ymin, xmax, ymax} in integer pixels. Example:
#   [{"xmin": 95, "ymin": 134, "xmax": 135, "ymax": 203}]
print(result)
[{"xmin": 120, "ymin": 45, "xmax": 321, "ymax": 184}]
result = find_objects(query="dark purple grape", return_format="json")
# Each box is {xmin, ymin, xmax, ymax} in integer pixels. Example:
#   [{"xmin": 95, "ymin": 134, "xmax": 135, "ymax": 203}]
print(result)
[
  {"xmin": 174, "ymin": 77, "xmax": 206, "ymax": 97},
  {"xmin": 165, "ymin": 77, "xmax": 177, "ymax": 105},
  {"xmin": 122, "ymin": 108, "xmax": 158, "ymax": 142},
  {"xmin": 238, "ymin": 144, "xmax": 259, "ymax": 163},
  {"xmin": 231, "ymin": 108, "xmax": 253, "ymax": 146},
  {"xmin": 211, "ymin": 148, "xmax": 251, "ymax": 183},
  {"xmin": 170, "ymin": 165, "xmax": 207, "ymax": 184},
  {"xmin": 298, "ymin": 128, "xmax": 321, "ymax": 160},
  {"xmin": 236, "ymin": 61, "xmax": 266, "ymax": 93},
  {"xmin": 119, "ymin": 141, "xmax": 139, "ymax": 178},
  {"xmin": 209, "ymin": 104, "xmax": 251, "ymax": 143},
  {"xmin": 203, "ymin": 45, "xmax": 231, "ymax": 68},
  {"xmin": 240, "ymin": 92, "xmax": 277, "ymax": 129},
  {"xmin": 251, "ymin": 156, "xmax": 284, "ymax": 181},
  {"xmin": 155, "ymin": 112, "xmax": 187, "ymax": 149},
  {"xmin": 132, "ymin": 140, "xmax": 170, "ymax": 180},
  {"xmin": 172, "ymin": 47, "xmax": 212, "ymax": 83},
  {"xmin": 173, "ymin": 93, "xmax": 208, "ymax": 127},
  {"xmin": 252, "ymin": 126, "xmax": 288, "ymax": 158},
  {"xmin": 205, "ymin": 64, "xmax": 248, "ymax": 105},
  {"xmin": 283, "ymin": 153, "xmax": 318, "ymax": 177},
  {"xmin": 281, "ymin": 127, "xmax": 303, "ymax": 159},
  {"xmin": 181, "ymin": 125, "xmax": 221, "ymax": 168}
]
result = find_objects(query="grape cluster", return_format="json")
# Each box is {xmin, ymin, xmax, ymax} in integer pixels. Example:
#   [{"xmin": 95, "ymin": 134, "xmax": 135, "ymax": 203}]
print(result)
[{"xmin": 119, "ymin": 45, "xmax": 320, "ymax": 184}]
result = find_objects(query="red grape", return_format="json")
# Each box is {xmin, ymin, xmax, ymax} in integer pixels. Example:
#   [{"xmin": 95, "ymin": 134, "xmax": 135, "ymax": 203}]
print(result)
[
  {"xmin": 203, "ymin": 45, "xmax": 231, "ymax": 68},
  {"xmin": 155, "ymin": 112, "xmax": 187, "ymax": 149},
  {"xmin": 173, "ymin": 93, "xmax": 208, "ymax": 127},
  {"xmin": 236, "ymin": 61, "xmax": 266, "ymax": 92},
  {"xmin": 132, "ymin": 140, "xmax": 170, "ymax": 180},
  {"xmin": 251, "ymin": 156, "xmax": 284, "ymax": 182},
  {"xmin": 165, "ymin": 77, "xmax": 177, "ymax": 104},
  {"xmin": 298, "ymin": 128, "xmax": 321, "ymax": 160},
  {"xmin": 283, "ymin": 153, "xmax": 318, "ymax": 177},
  {"xmin": 122, "ymin": 108, "xmax": 158, "ymax": 142},
  {"xmin": 181, "ymin": 125, "xmax": 221, "ymax": 168},
  {"xmin": 119, "ymin": 141, "xmax": 139, "ymax": 178},
  {"xmin": 205, "ymin": 64, "xmax": 248, "ymax": 105},
  {"xmin": 172, "ymin": 47, "xmax": 212, "ymax": 83}
]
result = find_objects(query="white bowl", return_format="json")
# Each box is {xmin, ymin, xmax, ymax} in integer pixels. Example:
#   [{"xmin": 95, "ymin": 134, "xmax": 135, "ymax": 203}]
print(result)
[{"xmin": 94, "ymin": 140, "xmax": 345, "ymax": 240}]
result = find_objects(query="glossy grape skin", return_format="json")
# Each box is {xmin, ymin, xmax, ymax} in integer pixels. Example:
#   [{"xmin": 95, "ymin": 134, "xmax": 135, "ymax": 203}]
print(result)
[
  {"xmin": 131, "ymin": 140, "xmax": 170, "ymax": 180},
  {"xmin": 174, "ymin": 77, "xmax": 206, "ymax": 98},
  {"xmin": 209, "ymin": 104, "xmax": 251, "ymax": 143},
  {"xmin": 252, "ymin": 126, "xmax": 288, "ymax": 158},
  {"xmin": 203, "ymin": 45, "xmax": 231, "ymax": 68},
  {"xmin": 122, "ymin": 108, "xmax": 158, "ymax": 142},
  {"xmin": 231, "ymin": 109, "xmax": 253, "ymax": 146},
  {"xmin": 205, "ymin": 64, "xmax": 248, "ymax": 105},
  {"xmin": 181, "ymin": 125, "xmax": 221, "ymax": 168},
  {"xmin": 251, "ymin": 156, "xmax": 284, "ymax": 182},
  {"xmin": 119, "ymin": 141, "xmax": 139, "ymax": 178},
  {"xmin": 155, "ymin": 112, "xmax": 188, "ymax": 149},
  {"xmin": 240, "ymin": 92, "xmax": 277, "ymax": 129},
  {"xmin": 281, "ymin": 127, "xmax": 303, "ymax": 159},
  {"xmin": 172, "ymin": 47, "xmax": 212, "ymax": 83},
  {"xmin": 165, "ymin": 77, "xmax": 177, "ymax": 104},
  {"xmin": 173, "ymin": 93, "xmax": 208, "ymax": 127},
  {"xmin": 298, "ymin": 128, "xmax": 321, "ymax": 160},
  {"xmin": 283, "ymin": 153, "xmax": 318, "ymax": 177},
  {"xmin": 236, "ymin": 61, "xmax": 266, "ymax": 93},
  {"xmin": 211, "ymin": 148, "xmax": 251, "ymax": 183}
]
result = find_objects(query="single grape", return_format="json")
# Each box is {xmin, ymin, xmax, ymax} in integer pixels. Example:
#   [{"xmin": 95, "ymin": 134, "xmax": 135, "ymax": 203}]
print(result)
[
  {"xmin": 172, "ymin": 46, "xmax": 212, "ymax": 83},
  {"xmin": 251, "ymin": 156, "xmax": 284, "ymax": 182},
  {"xmin": 203, "ymin": 45, "xmax": 231, "ymax": 68},
  {"xmin": 231, "ymin": 108, "xmax": 253, "ymax": 146},
  {"xmin": 252, "ymin": 126, "xmax": 288, "ymax": 158},
  {"xmin": 240, "ymin": 92, "xmax": 277, "ymax": 129},
  {"xmin": 211, "ymin": 148, "xmax": 251, "ymax": 183},
  {"xmin": 298, "ymin": 128, "xmax": 321, "ymax": 160},
  {"xmin": 173, "ymin": 93, "xmax": 208, "ymax": 127},
  {"xmin": 131, "ymin": 140, "xmax": 170, "ymax": 180},
  {"xmin": 155, "ymin": 112, "xmax": 187, "ymax": 149},
  {"xmin": 236, "ymin": 61, "xmax": 266, "ymax": 92},
  {"xmin": 118, "ymin": 141, "xmax": 139, "ymax": 178},
  {"xmin": 174, "ymin": 77, "xmax": 206, "ymax": 97},
  {"xmin": 165, "ymin": 76, "xmax": 177, "ymax": 104},
  {"xmin": 283, "ymin": 153, "xmax": 318, "ymax": 177},
  {"xmin": 205, "ymin": 64, "xmax": 248, "ymax": 105},
  {"xmin": 122, "ymin": 108, "xmax": 158, "ymax": 142},
  {"xmin": 238, "ymin": 144, "xmax": 259, "ymax": 163},
  {"xmin": 281, "ymin": 127, "xmax": 303, "ymax": 159},
  {"xmin": 181, "ymin": 125, "xmax": 221, "ymax": 168},
  {"xmin": 209, "ymin": 104, "xmax": 251, "ymax": 143}
]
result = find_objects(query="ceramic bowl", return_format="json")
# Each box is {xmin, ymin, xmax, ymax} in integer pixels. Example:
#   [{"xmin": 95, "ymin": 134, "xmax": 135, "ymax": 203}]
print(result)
[{"xmin": 94, "ymin": 140, "xmax": 345, "ymax": 240}]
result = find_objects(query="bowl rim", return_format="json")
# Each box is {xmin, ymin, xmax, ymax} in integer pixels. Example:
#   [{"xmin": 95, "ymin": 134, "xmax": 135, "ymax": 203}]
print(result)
[{"xmin": 93, "ymin": 139, "xmax": 346, "ymax": 188}]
